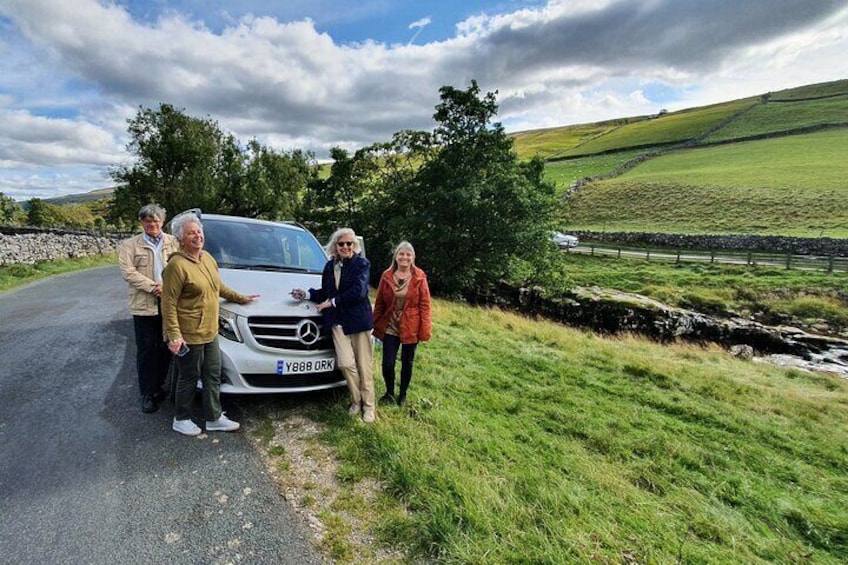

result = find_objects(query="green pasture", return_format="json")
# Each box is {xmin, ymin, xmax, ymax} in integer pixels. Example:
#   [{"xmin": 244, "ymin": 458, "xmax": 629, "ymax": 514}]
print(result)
[
  {"xmin": 511, "ymin": 121, "xmax": 624, "ymax": 161},
  {"xmin": 542, "ymin": 149, "xmax": 648, "ymax": 193},
  {"xmin": 560, "ymin": 129, "xmax": 848, "ymax": 236},
  {"xmin": 768, "ymin": 79, "xmax": 848, "ymax": 101},
  {"xmin": 306, "ymin": 299, "xmax": 848, "ymax": 563},
  {"xmin": 560, "ymin": 98, "xmax": 756, "ymax": 157},
  {"xmin": 703, "ymin": 96, "xmax": 848, "ymax": 142}
]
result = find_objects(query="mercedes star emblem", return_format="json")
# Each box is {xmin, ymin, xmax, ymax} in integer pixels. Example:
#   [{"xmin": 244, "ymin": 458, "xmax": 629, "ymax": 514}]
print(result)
[{"xmin": 296, "ymin": 319, "xmax": 321, "ymax": 346}]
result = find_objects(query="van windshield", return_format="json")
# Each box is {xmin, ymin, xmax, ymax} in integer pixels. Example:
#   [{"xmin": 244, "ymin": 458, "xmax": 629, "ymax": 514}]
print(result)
[{"xmin": 201, "ymin": 218, "xmax": 327, "ymax": 273}]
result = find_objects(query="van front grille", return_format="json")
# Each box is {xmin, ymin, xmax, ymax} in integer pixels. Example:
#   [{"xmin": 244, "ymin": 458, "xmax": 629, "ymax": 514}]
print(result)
[{"xmin": 246, "ymin": 316, "xmax": 331, "ymax": 351}]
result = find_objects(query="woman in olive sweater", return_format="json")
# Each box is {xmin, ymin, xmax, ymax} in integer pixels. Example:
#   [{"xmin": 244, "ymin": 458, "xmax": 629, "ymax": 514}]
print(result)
[{"xmin": 161, "ymin": 213, "xmax": 258, "ymax": 437}]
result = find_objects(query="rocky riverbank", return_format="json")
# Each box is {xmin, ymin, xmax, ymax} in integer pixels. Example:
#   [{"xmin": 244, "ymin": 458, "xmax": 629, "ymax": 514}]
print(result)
[{"xmin": 475, "ymin": 283, "xmax": 848, "ymax": 378}]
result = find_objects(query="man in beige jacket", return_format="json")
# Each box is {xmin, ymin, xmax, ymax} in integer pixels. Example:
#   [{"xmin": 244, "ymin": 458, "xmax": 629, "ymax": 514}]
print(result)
[{"xmin": 118, "ymin": 204, "xmax": 180, "ymax": 413}]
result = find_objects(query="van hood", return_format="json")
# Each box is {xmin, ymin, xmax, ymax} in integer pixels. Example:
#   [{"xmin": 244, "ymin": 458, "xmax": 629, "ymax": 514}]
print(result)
[{"xmin": 218, "ymin": 268, "xmax": 322, "ymax": 317}]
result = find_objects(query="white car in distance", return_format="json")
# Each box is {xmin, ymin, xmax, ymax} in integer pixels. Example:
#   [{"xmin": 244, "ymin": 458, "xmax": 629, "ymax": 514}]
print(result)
[{"xmin": 552, "ymin": 231, "xmax": 579, "ymax": 249}]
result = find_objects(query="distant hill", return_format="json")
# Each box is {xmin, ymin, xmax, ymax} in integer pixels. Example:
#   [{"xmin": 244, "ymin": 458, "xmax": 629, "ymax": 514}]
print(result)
[
  {"xmin": 16, "ymin": 187, "xmax": 115, "ymax": 211},
  {"xmin": 45, "ymin": 187, "xmax": 115, "ymax": 206},
  {"xmin": 509, "ymin": 78, "xmax": 848, "ymax": 237}
]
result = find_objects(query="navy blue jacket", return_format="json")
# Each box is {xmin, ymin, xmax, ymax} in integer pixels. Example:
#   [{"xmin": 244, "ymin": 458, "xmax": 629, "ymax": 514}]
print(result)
[{"xmin": 309, "ymin": 254, "xmax": 374, "ymax": 335}]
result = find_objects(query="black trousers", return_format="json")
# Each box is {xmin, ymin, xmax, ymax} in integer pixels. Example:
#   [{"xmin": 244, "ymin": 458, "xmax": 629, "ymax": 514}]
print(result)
[
  {"xmin": 381, "ymin": 334, "xmax": 418, "ymax": 395},
  {"xmin": 133, "ymin": 314, "xmax": 170, "ymax": 397}
]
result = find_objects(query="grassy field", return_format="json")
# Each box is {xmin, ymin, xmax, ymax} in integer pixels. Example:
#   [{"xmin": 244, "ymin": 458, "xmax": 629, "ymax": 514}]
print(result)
[
  {"xmin": 555, "ymin": 253, "xmax": 848, "ymax": 330},
  {"xmin": 541, "ymin": 149, "xmax": 649, "ymax": 193},
  {"xmin": 508, "ymin": 78, "xmax": 848, "ymax": 238},
  {"xmin": 769, "ymin": 79, "xmax": 848, "ymax": 101},
  {"xmin": 702, "ymin": 96, "xmax": 848, "ymax": 143},
  {"xmin": 4, "ymin": 256, "xmax": 846, "ymax": 563},
  {"xmin": 296, "ymin": 298, "xmax": 848, "ymax": 564},
  {"xmin": 559, "ymin": 98, "xmax": 756, "ymax": 157},
  {"xmin": 512, "ymin": 122, "xmax": 625, "ymax": 161},
  {"xmin": 560, "ymin": 129, "xmax": 848, "ymax": 236}
]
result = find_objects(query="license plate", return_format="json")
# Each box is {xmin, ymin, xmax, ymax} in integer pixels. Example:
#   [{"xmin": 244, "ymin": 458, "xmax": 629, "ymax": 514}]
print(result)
[{"xmin": 276, "ymin": 358, "xmax": 335, "ymax": 375}]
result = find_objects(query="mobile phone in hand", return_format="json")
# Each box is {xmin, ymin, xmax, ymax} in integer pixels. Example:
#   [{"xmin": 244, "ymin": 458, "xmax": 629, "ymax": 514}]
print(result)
[{"xmin": 177, "ymin": 343, "xmax": 190, "ymax": 357}]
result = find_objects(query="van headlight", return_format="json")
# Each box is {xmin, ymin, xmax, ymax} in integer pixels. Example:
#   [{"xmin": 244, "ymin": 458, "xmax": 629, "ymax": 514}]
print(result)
[{"xmin": 219, "ymin": 308, "xmax": 243, "ymax": 342}]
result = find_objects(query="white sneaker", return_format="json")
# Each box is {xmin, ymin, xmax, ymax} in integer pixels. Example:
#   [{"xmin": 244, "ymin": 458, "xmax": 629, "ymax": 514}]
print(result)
[
  {"xmin": 348, "ymin": 402, "xmax": 361, "ymax": 415},
  {"xmin": 362, "ymin": 408, "xmax": 376, "ymax": 424},
  {"xmin": 173, "ymin": 418, "xmax": 201, "ymax": 436},
  {"xmin": 206, "ymin": 413, "xmax": 240, "ymax": 432}
]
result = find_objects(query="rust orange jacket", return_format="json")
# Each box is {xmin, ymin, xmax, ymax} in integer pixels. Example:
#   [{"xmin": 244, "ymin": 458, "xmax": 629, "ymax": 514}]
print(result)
[{"xmin": 372, "ymin": 265, "xmax": 432, "ymax": 344}]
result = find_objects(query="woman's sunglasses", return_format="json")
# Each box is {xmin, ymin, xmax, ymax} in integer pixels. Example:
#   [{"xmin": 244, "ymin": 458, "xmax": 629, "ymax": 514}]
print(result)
[{"xmin": 337, "ymin": 241, "xmax": 354, "ymax": 247}]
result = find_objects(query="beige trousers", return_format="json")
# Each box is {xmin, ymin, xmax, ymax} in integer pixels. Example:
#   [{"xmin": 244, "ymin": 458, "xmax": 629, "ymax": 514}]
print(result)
[{"xmin": 331, "ymin": 326, "xmax": 375, "ymax": 410}]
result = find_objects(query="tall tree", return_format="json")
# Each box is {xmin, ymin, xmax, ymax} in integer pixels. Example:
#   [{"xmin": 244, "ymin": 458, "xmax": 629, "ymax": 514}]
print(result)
[
  {"xmin": 221, "ymin": 139, "xmax": 316, "ymax": 220},
  {"xmin": 0, "ymin": 192, "xmax": 24, "ymax": 225},
  {"xmin": 383, "ymin": 81, "xmax": 558, "ymax": 296},
  {"xmin": 26, "ymin": 198, "xmax": 59, "ymax": 227},
  {"xmin": 109, "ymin": 103, "xmax": 237, "ymax": 224}
]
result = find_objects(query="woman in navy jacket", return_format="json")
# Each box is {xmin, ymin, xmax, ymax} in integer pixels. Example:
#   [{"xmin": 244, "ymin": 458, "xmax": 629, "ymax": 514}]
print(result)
[{"xmin": 292, "ymin": 228, "xmax": 376, "ymax": 422}]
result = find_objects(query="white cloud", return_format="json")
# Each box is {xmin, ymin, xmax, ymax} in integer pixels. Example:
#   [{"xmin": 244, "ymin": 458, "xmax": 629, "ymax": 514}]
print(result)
[{"xmin": 0, "ymin": 0, "xmax": 846, "ymax": 198}]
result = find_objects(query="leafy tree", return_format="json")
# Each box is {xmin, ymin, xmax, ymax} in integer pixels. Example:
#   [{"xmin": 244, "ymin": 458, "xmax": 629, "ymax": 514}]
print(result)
[
  {"xmin": 26, "ymin": 198, "xmax": 60, "ymax": 227},
  {"xmin": 0, "ymin": 192, "xmax": 24, "ymax": 225},
  {"xmin": 54, "ymin": 204, "xmax": 96, "ymax": 229},
  {"xmin": 302, "ymin": 147, "xmax": 383, "ymax": 236},
  {"xmin": 222, "ymin": 139, "xmax": 316, "ymax": 220},
  {"xmin": 110, "ymin": 104, "xmax": 316, "ymax": 225},
  {"xmin": 110, "ymin": 103, "xmax": 237, "ymax": 224},
  {"xmin": 379, "ymin": 81, "xmax": 558, "ymax": 296}
]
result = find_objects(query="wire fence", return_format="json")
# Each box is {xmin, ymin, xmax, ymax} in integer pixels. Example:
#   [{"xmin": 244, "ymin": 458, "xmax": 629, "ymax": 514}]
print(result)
[{"xmin": 570, "ymin": 244, "xmax": 848, "ymax": 273}]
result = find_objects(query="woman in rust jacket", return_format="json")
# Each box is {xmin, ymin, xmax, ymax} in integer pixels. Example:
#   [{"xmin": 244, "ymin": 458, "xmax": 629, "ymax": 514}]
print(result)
[{"xmin": 372, "ymin": 241, "xmax": 432, "ymax": 406}]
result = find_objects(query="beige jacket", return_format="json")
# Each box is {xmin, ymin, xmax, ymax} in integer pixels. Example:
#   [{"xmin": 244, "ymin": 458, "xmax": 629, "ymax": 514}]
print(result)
[{"xmin": 118, "ymin": 233, "xmax": 180, "ymax": 316}]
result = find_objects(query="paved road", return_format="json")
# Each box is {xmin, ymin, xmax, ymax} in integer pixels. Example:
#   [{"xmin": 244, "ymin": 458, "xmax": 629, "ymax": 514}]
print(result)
[{"xmin": 0, "ymin": 267, "xmax": 324, "ymax": 564}]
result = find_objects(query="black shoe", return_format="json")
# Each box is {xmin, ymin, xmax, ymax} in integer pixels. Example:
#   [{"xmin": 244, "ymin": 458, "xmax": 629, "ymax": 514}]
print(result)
[
  {"xmin": 378, "ymin": 393, "xmax": 396, "ymax": 405},
  {"xmin": 152, "ymin": 388, "xmax": 167, "ymax": 403},
  {"xmin": 141, "ymin": 394, "xmax": 159, "ymax": 413},
  {"xmin": 396, "ymin": 393, "xmax": 407, "ymax": 407}
]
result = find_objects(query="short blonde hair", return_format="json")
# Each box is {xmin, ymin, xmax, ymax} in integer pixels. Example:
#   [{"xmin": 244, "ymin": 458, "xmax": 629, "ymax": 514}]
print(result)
[{"xmin": 326, "ymin": 228, "xmax": 361, "ymax": 259}]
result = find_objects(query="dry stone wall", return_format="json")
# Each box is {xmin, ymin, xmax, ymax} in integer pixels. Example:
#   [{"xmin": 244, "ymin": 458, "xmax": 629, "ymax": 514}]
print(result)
[
  {"xmin": 575, "ymin": 231, "xmax": 848, "ymax": 257},
  {"xmin": 0, "ymin": 227, "xmax": 128, "ymax": 266}
]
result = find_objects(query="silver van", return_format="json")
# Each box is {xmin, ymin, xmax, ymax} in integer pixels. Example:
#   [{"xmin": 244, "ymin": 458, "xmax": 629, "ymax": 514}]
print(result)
[{"xmin": 180, "ymin": 212, "xmax": 345, "ymax": 394}]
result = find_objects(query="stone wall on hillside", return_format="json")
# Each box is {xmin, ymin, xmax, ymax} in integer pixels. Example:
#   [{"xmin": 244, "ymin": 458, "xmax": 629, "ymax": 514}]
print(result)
[
  {"xmin": 0, "ymin": 229, "xmax": 126, "ymax": 266},
  {"xmin": 574, "ymin": 231, "xmax": 848, "ymax": 257}
]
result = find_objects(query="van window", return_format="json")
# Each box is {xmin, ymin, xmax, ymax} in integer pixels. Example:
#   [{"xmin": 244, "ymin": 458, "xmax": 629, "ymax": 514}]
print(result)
[{"xmin": 202, "ymin": 218, "xmax": 326, "ymax": 273}]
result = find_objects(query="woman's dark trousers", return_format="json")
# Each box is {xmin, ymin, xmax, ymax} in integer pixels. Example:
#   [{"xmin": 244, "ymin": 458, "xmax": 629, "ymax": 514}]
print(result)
[{"xmin": 381, "ymin": 334, "xmax": 418, "ymax": 398}]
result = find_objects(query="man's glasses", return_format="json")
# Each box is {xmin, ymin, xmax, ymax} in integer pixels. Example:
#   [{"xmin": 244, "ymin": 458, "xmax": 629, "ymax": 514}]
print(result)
[{"xmin": 337, "ymin": 241, "xmax": 354, "ymax": 247}]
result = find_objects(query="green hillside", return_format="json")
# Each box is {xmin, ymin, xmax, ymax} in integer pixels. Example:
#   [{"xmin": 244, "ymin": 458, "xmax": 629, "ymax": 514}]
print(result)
[
  {"xmin": 561, "ymin": 129, "xmax": 848, "ymax": 236},
  {"xmin": 510, "ymin": 78, "xmax": 848, "ymax": 236}
]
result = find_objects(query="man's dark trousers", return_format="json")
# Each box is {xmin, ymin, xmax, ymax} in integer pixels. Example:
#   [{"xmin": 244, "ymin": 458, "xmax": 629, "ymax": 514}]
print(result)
[{"xmin": 133, "ymin": 314, "xmax": 170, "ymax": 397}]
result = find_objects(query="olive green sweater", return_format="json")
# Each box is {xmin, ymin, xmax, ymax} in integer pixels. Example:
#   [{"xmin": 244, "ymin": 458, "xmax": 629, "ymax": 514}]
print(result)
[{"xmin": 161, "ymin": 250, "xmax": 249, "ymax": 344}]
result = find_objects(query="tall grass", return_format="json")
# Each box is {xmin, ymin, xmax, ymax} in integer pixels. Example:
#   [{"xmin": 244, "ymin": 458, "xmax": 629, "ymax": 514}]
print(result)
[{"xmin": 312, "ymin": 299, "xmax": 848, "ymax": 563}]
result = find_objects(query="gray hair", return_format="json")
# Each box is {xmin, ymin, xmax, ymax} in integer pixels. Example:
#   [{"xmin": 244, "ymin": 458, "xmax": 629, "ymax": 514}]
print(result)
[
  {"xmin": 138, "ymin": 203, "xmax": 166, "ymax": 222},
  {"xmin": 325, "ymin": 227, "xmax": 360, "ymax": 259},
  {"xmin": 390, "ymin": 240, "xmax": 416, "ymax": 271},
  {"xmin": 170, "ymin": 211, "xmax": 202, "ymax": 242}
]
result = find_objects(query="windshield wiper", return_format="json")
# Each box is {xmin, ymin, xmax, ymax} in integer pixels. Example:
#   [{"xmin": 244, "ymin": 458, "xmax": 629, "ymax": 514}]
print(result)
[{"xmin": 243, "ymin": 264, "xmax": 314, "ymax": 273}]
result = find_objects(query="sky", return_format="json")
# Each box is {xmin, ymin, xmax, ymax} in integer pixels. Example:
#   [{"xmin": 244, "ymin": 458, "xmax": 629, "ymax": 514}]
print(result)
[{"xmin": 0, "ymin": 0, "xmax": 846, "ymax": 201}]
